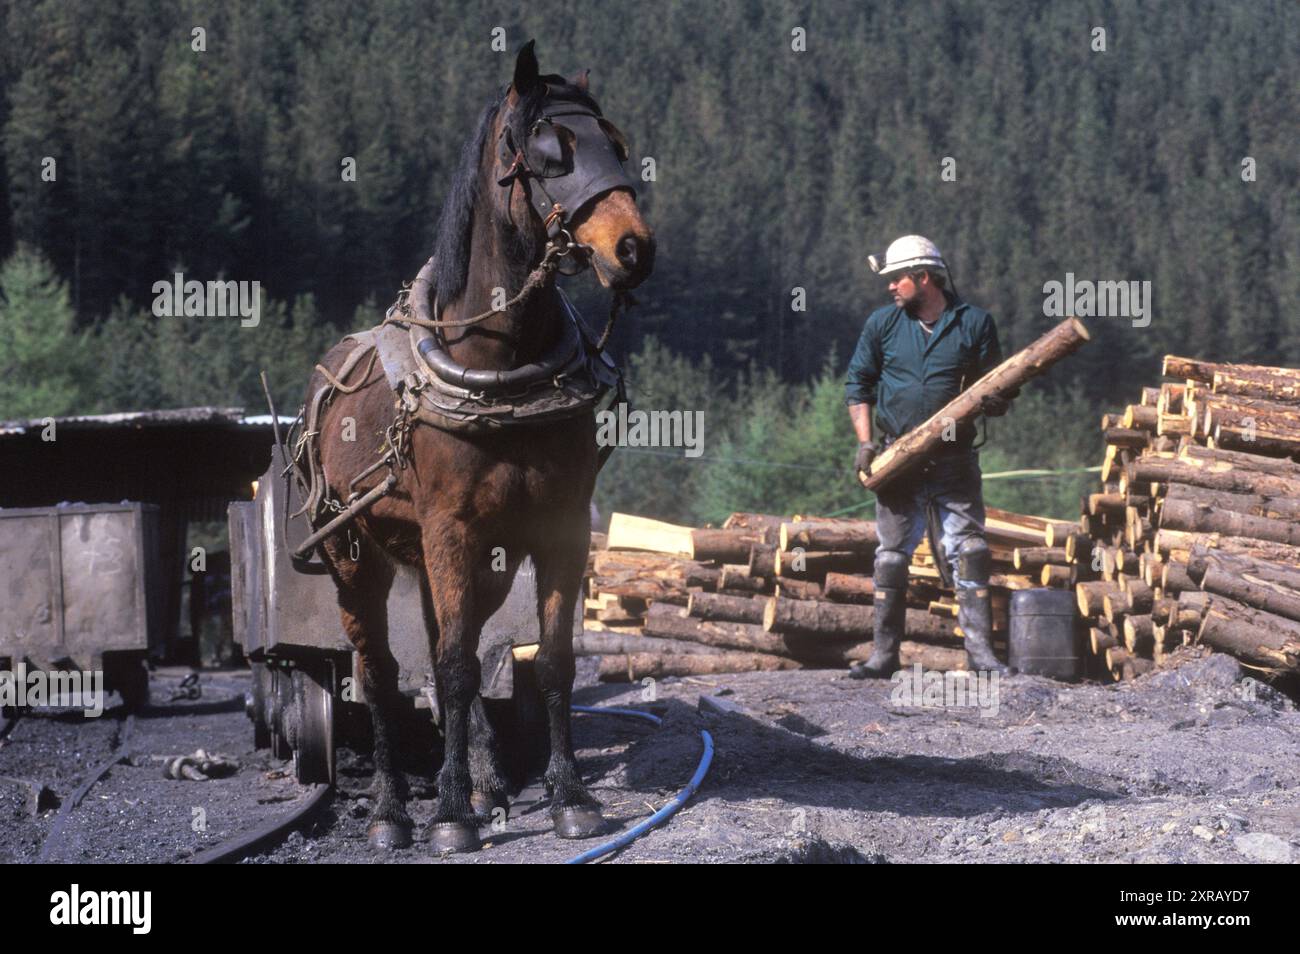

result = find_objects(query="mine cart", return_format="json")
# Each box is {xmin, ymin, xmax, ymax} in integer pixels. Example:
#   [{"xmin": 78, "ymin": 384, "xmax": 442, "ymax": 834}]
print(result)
[
  {"xmin": 0, "ymin": 502, "xmax": 162, "ymax": 709},
  {"xmin": 229, "ymin": 447, "xmax": 565, "ymax": 785}
]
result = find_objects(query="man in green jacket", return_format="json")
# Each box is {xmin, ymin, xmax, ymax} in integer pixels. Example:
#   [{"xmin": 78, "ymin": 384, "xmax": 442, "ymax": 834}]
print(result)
[{"xmin": 843, "ymin": 235, "xmax": 1012, "ymax": 678}]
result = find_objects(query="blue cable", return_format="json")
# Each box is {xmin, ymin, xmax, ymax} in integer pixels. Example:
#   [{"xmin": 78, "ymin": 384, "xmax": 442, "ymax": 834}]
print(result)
[{"xmin": 564, "ymin": 706, "xmax": 714, "ymax": 864}]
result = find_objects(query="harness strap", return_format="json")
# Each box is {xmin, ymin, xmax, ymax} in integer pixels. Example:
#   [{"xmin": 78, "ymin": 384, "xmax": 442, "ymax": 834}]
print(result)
[{"xmin": 312, "ymin": 343, "xmax": 379, "ymax": 394}]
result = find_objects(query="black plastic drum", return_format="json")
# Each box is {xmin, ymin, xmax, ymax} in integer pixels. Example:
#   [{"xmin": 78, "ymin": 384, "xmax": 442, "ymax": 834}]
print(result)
[{"xmin": 1009, "ymin": 588, "xmax": 1082, "ymax": 680}]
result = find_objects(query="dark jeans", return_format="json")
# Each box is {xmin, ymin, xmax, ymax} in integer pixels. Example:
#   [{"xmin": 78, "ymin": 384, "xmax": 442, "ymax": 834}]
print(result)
[{"xmin": 874, "ymin": 450, "xmax": 987, "ymax": 590}]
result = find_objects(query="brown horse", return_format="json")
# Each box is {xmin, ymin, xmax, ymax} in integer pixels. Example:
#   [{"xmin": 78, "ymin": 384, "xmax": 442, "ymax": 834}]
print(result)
[{"xmin": 302, "ymin": 43, "xmax": 653, "ymax": 852}]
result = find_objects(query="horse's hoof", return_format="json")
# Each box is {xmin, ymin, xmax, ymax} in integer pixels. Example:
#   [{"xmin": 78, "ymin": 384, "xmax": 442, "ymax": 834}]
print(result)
[
  {"xmin": 428, "ymin": 821, "xmax": 481, "ymax": 854},
  {"xmin": 552, "ymin": 805, "xmax": 608, "ymax": 840},
  {"xmin": 367, "ymin": 820, "xmax": 413, "ymax": 850},
  {"xmin": 471, "ymin": 790, "xmax": 510, "ymax": 822}
]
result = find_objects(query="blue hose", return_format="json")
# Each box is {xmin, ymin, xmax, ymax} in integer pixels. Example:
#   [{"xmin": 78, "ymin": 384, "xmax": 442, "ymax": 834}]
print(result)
[{"xmin": 564, "ymin": 705, "xmax": 714, "ymax": 865}]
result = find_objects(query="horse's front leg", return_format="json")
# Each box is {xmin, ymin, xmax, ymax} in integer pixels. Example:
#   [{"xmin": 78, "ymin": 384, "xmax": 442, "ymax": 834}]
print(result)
[
  {"xmin": 421, "ymin": 529, "xmax": 483, "ymax": 853},
  {"xmin": 532, "ymin": 522, "xmax": 606, "ymax": 839}
]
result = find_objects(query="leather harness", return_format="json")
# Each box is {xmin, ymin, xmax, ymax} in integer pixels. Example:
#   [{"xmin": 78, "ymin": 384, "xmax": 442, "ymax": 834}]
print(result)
[{"xmin": 285, "ymin": 91, "xmax": 636, "ymax": 569}]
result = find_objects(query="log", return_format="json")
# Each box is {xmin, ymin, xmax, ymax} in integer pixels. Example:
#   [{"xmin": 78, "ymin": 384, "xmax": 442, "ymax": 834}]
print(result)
[
  {"xmin": 686, "ymin": 592, "xmax": 767, "ymax": 625},
  {"xmin": 722, "ymin": 512, "xmax": 787, "ymax": 532},
  {"xmin": 762, "ymin": 597, "xmax": 958, "ymax": 642},
  {"xmin": 773, "ymin": 579, "xmax": 824, "ymax": 600},
  {"xmin": 1105, "ymin": 426, "xmax": 1150, "ymax": 449},
  {"xmin": 1040, "ymin": 523, "xmax": 1074, "ymax": 548},
  {"xmin": 1187, "ymin": 545, "xmax": 1300, "ymax": 591},
  {"xmin": 1178, "ymin": 442, "xmax": 1300, "ymax": 477},
  {"xmin": 1040, "ymin": 564, "xmax": 1075, "ymax": 587},
  {"xmin": 1151, "ymin": 596, "xmax": 1176, "ymax": 625},
  {"xmin": 1088, "ymin": 493, "xmax": 1127, "ymax": 516},
  {"xmin": 1212, "ymin": 369, "xmax": 1300, "ymax": 404},
  {"xmin": 1127, "ymin": 457, "xmax": 1300, "ymax": 498},
  {"xmin": 1122, "ymin": 404, "xmax": 1158, "ymax": 432},
  {"xmin": 894, "ymin": 642, "xmax": 970, "ymax": 671},
  {"xmin": 1159, "ymin": 498, "xmax": 1300, "ymax": 547},
  {"xmin": 643, "ymin": 612, "xmax": 796, "ymax": 655},
  {"xmin": 1162, "ymin": 482, "xmax": 1300, "ymax": 521},
  {"xmin": 589, "ymin": 579, "xmax": 693, "ymax": 603},
  {"xmin": 807, "ymin": 638, "xmax": 966, "ymax": 669},
  {"xmin": 1164, "ymin": 355, "xmax": 1300, "ymax": 385},
  {"xmin": 606, "ymin": 512, "xmax": 694, "ymax": 556},
  {"xmin": 690, "ymin": 527, "xmax": 770, "ymax": 562},
  {"xmin": 1013, "ymin": 547, "xmax": 1068, "ymax": 571},
  {"xmin": 573, "ymin": 632, "xmax": 727, "ymax": 656},
  {"xmin": 1140, "ymin": 385, "xmax": 1163, "ymax": 406},
  {"xmin": 1200, "ymin": 565, "xmax": 1300, "ymax": 624},
  {"xmin": 1199, "ymin": 393, "xmax": 1300, "ymax": 434},
  {"xmin": 1196, "ymin": 597, "xmax": 1300, "ymax": 672},
  {"xmin": 823, "ymin": 572, "xmax": 875, "ymax": 604},
  {"xmin": 1160, "ymin": 561, "xmax": 1195, "ymax": 594},
  {"xmin": 1123, "ymin": 578, "xmax": 1154, "ymax": 614},
  {"xmin": 591, "ymin": 550, "xmax": 720, "ymax": 586},
  {"xmin": 1090, "ymin": 628, "xmax": 1118, "ymax": 654},
  {"xmin": 861, "ymin": 317, "xmax": 1091, "ymax": 491},
  {"xmin": 1123, "ymin": 615, "xmax": 1155, "ymax": 655},
  {"xmin": 1076, "ymin": 580, "xmax": 1120, "ymax": 617},
  {"xmin": 597, "ymin": 652, "xmax": 799, "ymax": 681},
  {"xmin": 1212, "ymin": 422, "xmax": 1300, "ymax": 458},
  {"xmin": 747, "ymin": 544, "xmax": 777, "ymax": 577},
  {"xmin": 719, "ymin": 564, "xmax": 768, "ymax": 593},
  {"xmin": 1102, "ymin": 590, "xmax": 1130, "ymax": 623},
  {"xmin": 774, "ymin": 549, "xmax": 873, "ymax": 579},
  {"xmin": 778, "ymin": 520, "xmax": 879, "ymax": 553}
]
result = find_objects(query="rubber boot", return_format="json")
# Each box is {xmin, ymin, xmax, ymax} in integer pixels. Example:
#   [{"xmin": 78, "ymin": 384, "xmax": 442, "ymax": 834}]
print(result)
[
  {"xmin": 958, "ymin": 585, "xmax": 1008, "ymax": 675},
  {"xmin": 850, "ymin": 550, "xmax": 909, "ymax": 680}
]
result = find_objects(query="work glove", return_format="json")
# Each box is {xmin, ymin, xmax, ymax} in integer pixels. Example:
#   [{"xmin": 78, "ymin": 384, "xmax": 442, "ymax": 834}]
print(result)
[
  {"xmin": 980, "ymin": 390, "xmax": 1017, "ymax": 417},
  {"xmin": 855, "ymin": 441, "xmax": 879, "ymax": 476}
]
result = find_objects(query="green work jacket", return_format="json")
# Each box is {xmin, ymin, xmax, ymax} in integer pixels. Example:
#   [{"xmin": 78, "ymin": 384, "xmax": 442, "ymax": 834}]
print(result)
[{"xmin": 844, "ymin": 296, "xmax": 1003, "ymax": 454}]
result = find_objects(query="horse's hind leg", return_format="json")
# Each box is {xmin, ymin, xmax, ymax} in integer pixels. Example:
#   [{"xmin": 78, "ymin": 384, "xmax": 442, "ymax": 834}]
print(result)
[
  {"xmin": 468, "ymin": 696, "xmax": 509, "ymax": 822},
  {"xmin": 532, "ymin": 526, "xmax": 606, "ymax": 839},
  {"xmin": 323, "ymin": 535, "xmax": 412, "ymax": 849}
]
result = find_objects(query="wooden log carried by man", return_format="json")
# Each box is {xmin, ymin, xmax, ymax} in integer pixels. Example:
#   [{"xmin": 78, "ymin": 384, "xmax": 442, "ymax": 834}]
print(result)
[{"xmin": 844, "ymin": 234, "xmax": 1090, "ymax": 679}]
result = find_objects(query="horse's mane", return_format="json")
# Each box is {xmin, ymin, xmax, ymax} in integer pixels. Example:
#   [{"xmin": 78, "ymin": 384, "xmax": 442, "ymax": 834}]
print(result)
[{"xmin": 429, "ymin": 76, "xmax": 603, "ymax": 305}]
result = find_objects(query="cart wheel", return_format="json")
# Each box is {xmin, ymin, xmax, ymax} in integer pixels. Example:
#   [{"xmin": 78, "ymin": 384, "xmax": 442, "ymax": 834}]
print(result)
[
  {"xmin": 248, "ymin": 661, "xmax": 272, "ymax": 749},
  {"xmin": 270, "ymin": 666, "xmax": 294, "ymax": 761},
  {"xmin": 293, "ymin": 665, "xmax": 335, "ymax": 786}
]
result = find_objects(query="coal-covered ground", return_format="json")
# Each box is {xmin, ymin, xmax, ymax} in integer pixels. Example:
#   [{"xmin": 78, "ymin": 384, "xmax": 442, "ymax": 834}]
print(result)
[
  {"xmin": 2, "ymin": 651, "xmax": 1298, "ymax": 864},
  {"xmin": 0, "ymin": 671, "xmax": 308, "ymax": 864}
]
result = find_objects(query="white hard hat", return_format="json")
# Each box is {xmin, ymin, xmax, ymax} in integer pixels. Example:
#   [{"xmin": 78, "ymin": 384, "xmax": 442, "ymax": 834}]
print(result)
[{"xmin": 867, "ymin": 235, "xmax": 947, "ymax": 277}]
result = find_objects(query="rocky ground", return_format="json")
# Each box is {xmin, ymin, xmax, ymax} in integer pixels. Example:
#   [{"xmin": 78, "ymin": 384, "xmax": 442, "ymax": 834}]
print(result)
[{"xmin": 2, "ymin": 651, "xmax": 1297, "ymax": 864}]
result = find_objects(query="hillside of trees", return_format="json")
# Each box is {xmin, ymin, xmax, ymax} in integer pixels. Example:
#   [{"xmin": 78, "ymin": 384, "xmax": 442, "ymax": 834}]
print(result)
[{"xmin": 1, "ymin": 0, "xmax": 1295, "ymax": 520}]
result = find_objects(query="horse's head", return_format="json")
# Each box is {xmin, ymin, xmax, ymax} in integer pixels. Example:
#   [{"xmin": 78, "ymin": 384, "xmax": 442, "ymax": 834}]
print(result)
[{"xmin": 494, "ymin": 41, "xmax": 654, "ymax": 291}]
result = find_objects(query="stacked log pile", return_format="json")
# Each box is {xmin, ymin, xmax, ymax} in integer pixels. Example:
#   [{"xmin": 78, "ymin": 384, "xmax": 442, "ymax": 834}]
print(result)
[
  {"xmin": 1073, "ymin": 355, "xmax": 1300, "ymax": 682},
  {"xmin": 580, "ymin": 507, "xmax": 1057, "ymax": 682}
]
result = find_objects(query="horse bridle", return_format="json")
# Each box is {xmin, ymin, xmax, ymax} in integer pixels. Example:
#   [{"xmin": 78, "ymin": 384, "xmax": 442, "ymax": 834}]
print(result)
[{"xmin": 496, "ymin": 96, "xmax": 638, "ymax": 274}]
